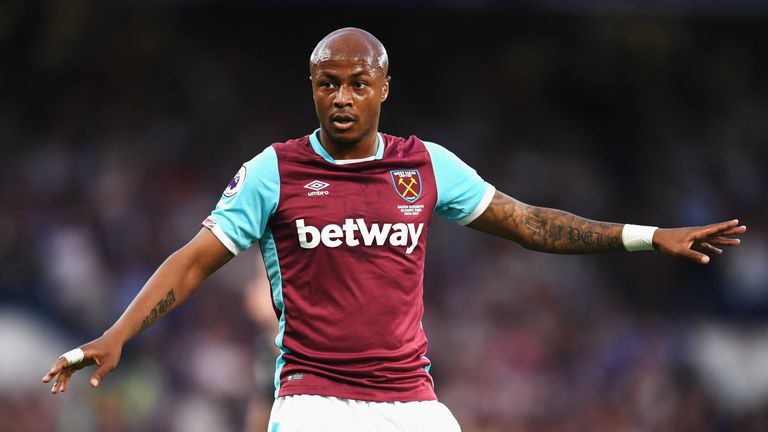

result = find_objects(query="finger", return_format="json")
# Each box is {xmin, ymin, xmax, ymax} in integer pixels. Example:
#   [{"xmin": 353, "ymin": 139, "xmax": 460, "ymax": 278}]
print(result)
[
  {"xmin": 681, "ymin": 248, "xmax": 711, "ymax": 264},
  {"xmin": 698, "ymin": 242, "xmax": 723, "ymax": 255},
  {"xmin": 52, "ymin": 368, "xmax": 73, "ymax": 394},
  {"xmin": 51, "ymin": 375, "xmax": 60, "ymax": 394},
  {"xmin": 693, "ymin": 220, "xmax": 739, "ymax": 240},
  {"xmin": 42, "ymin": 358, "xmax": 69, "ymax": 383},
  {"xmin": 708, "ymin": 237, "xmax": 741, "ymax": 246},
  {"xmin": 90, "ymin": 360, "xmax": 113, "ymax": 388},
  {"xmin": 60, "ymin": 348, "xmax": 86, "ymax": 367},
  {"xmin": 720, "ymin": 225, "xmax": 747, "ymax": 236},
  {"xmin": 699, "ymin": 226, "xmax": 746, "ymax": 245},
  {"xmin": 51, "ymin": 368, "xmax": 67, "ymax": 394},
  {"xmin": 704, "ymin": 219, "xmax": 741, "ymax": 236},
  {"xmin": 60, "ymin": 370, "xmax": 73, "ymax": 393},
  {"xmin": 710, "ymin": 221, "xmax": 746, "ymax": 236},
  {"xmin": 710, "ymin": 219, "xmax": 739, "ymax": 231},
  {"xmin": 45, "ymin": 347, "xmax": 88, "ymax": 384}
]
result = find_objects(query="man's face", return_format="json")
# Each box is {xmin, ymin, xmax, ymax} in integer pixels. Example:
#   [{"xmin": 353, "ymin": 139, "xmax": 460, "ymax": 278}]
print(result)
[{"xmin": 311, "ymin": 58, "xmax": 390, "ymax": 146}]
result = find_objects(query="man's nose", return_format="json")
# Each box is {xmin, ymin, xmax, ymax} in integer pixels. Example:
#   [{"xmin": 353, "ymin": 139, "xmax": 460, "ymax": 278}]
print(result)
[{"xmin": 333, "ymin": 85, "xmax": 353, "ymax": 107}]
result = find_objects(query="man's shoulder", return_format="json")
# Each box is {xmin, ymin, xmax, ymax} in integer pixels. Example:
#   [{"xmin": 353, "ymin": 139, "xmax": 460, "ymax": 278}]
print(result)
[
  {"xmin": 380, "ymin": 132, "xmax": 424, "ymax": 144},
  {"xmin": 268, "ymin": 134, "xmax": 317, "ymax": 162},
  {"xmin": 380, "ymin": 132, "xmax": 431, "ymax": 158},
  {"xmin": 272, "ymin": 134, "xmax": 311, "ymax": 151}
]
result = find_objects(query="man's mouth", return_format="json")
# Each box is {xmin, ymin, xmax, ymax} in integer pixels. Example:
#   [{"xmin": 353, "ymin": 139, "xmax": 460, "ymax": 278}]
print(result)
[{"xmin": 331, "ymin": 114, "xmax": 355, "ymax": 130}]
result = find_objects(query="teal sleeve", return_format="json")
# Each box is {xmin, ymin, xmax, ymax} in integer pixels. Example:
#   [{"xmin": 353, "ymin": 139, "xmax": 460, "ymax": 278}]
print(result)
[
  {"xmin": 424, "ymin": 141, "xmax": 495, "ymax": 225},
  {"xmin": 206, "ymin": 146, "xmax": 280, "ymax": 254}
]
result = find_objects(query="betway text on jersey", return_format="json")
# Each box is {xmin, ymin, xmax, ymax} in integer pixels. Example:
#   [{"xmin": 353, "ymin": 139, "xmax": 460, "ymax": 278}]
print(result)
[{"xmin": 296, "ymin": 219, "xmax": 424, "ymax": 254}]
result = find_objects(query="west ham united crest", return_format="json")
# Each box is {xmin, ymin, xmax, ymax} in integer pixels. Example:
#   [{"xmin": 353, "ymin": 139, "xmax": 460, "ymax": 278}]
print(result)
[{"xmin": 390, "ymin": 169, "xmax": 422, "ymax": 203}]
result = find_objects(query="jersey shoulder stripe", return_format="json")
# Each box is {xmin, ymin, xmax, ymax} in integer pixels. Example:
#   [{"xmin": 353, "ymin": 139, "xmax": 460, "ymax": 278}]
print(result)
[
  {"xmin": 423, "ymin": 141, "xmax": 495, "ymax": 225},
  {"xmin": 206, "ymin": 145, "xmax": 280, "ymax": 254}
]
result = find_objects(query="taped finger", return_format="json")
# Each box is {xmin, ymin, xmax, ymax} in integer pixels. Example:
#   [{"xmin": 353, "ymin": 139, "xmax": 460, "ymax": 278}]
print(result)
[{"xmin": 59, "ymin": 348, "xmax": 85, "ymax": 367}]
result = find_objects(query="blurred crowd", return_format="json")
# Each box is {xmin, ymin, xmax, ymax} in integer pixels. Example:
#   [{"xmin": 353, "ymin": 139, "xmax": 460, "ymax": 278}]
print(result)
[{"xmin": 1, "ymin": 2, "xmax": 767, "ymax": 431}]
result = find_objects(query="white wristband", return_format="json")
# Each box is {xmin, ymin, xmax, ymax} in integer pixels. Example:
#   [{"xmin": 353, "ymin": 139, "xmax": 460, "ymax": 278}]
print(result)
[
  {"xmin": 622, "ymin": 224, "xmax": 658, "ymax": 252},
  {"xmin": 59, "ymin": 348, "xmax": 85, "ymax": 366}
]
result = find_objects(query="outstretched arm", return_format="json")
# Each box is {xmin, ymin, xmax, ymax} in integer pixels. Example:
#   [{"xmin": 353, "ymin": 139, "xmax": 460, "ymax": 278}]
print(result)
[
  {"xmin": 468, "ymin": 191, "xmax": 746, "ymax": 263},
  {"xmin": 42, "ymin": 228, "xmax": 233, "ymax": 393}
]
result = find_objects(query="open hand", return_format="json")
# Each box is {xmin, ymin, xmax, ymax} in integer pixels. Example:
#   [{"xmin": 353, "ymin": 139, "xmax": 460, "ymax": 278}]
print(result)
[
  {"xmin": 41, "ymin": 333, "xmax": 123, "ymax": 394},
  {"xmin": 653, "ymin": 219, "xmax": 747, "ymax": 264}
]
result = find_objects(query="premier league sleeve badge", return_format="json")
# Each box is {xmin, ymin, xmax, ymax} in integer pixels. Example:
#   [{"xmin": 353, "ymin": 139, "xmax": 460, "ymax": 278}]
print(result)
[{"xmin": 223, "ymin": 165, "xmax": 247, "ymax": 197}]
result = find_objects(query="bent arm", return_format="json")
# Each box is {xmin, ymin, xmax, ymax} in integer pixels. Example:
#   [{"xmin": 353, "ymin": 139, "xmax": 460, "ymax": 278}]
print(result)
[
  {"xmin": 44, "ymin": 228, "xmax": 233, "ymax": 392},
  {"xmin": 468, "ymin": 190, "xmax": 625, "ymax": 254},
  {"xmin": 106, "ymin": 228, "xmax": 233, "ymax": 344}
]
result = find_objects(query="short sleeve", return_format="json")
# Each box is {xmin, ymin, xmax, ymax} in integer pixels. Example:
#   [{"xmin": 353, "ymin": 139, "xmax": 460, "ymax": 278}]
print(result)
[
  {"xmin": 424, "ymin": 141, "xmax": 495, "ymax": 225},
  {"xmin": 203, "ymin": 146, "xmax": 280, "ymax": 255}
]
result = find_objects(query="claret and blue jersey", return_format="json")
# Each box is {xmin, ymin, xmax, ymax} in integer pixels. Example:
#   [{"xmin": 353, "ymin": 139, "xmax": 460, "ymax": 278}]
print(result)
[{"xmin": 203, "ymin": 129, "xmax": 494, "ymax": 402}]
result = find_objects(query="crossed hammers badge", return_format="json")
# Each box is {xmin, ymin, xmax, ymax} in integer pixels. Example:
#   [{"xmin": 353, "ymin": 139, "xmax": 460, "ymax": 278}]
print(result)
[{"xmin": 390, "ymin": 170, "xmax": 422, "ymax": 203}]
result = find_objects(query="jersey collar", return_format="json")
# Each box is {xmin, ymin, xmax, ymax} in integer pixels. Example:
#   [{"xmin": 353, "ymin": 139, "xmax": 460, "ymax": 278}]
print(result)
[{"xmin": 309, "ymin": 129, "xmax": 385, "ymax": 164}]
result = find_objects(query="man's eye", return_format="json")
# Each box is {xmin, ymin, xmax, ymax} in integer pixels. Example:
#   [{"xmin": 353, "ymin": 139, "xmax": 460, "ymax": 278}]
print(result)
[
  {"xmin": 320, "ymin": 82, "xmax": 334, "ymax": 89},
  {"xmin": 354, "ymin": 82, "xmax": 367, "ymax": 89}
]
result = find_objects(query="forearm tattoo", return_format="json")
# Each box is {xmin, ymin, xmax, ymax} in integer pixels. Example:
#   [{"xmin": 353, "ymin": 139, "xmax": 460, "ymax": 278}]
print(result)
[
  {"xmin": 523, "ymin": 207, "xmax": 623, "ymax": 253},
  {"xmin": 138, "ymin": 289, "xmax": 176, "ymax": 333},
  {"xmin": 481, "ymin": 196, "xmax": 624, "ymax": 254}
]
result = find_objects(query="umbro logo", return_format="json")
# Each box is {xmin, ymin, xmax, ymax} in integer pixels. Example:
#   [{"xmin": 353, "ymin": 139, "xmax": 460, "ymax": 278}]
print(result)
[
  {"xmin": 304, "ymin": 180, "xmax": 329, "ymax": 191},
  {"xmin": 304, "ymin": 180, "xmax": 330, "ymax": 196}
]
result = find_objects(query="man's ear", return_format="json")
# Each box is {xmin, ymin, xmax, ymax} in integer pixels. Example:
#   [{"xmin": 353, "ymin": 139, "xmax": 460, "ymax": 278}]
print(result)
[
  {"xmin": 309, "ymin": 76, "xmax": 316, "ymax": 101},
  {"xmin": 381, "ymin": 76, "xmax": 391, "ymax": 102}
]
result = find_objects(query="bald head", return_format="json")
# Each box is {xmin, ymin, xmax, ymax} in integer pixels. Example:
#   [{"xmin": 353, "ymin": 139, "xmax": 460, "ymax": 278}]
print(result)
[{"xmin": 310, "ymin": 28, "xmax": 389, "ymax": 75}]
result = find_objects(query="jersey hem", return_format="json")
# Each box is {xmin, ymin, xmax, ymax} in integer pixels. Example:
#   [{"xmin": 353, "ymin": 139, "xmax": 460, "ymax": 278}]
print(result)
[
  {"xmin": 277, "ymin": 386, "xmax": 438, "ymax": 403},
  {"xmin": 457, "ymin": 183, "xmax": 496, "ymax": 226}
]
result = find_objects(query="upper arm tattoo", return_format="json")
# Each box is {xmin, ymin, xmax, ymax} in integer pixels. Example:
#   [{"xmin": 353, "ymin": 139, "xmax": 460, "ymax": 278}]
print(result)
[{"xmin": 470, "ymin": 191, "xmax": 624, "ymax": 254}]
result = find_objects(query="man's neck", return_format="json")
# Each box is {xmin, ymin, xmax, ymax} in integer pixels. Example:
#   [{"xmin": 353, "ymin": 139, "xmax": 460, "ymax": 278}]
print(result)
[{"xmin": 318, "ymin": 129, "xmax": 379, "ymax": 161}]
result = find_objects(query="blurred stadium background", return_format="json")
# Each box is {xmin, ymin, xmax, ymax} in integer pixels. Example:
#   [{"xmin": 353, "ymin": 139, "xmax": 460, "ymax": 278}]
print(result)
[{"xmin": 1, "ymin": 1, "xmax": 767, "ymax": 431}]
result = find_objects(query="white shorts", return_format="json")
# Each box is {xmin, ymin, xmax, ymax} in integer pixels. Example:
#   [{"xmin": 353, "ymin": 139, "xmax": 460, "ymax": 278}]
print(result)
[{"xmin": 267, "ymin": 395, "xmax": 461, "ymax": 432}]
